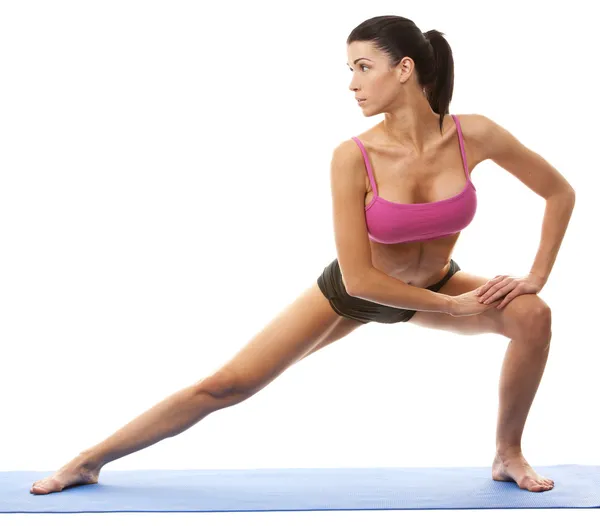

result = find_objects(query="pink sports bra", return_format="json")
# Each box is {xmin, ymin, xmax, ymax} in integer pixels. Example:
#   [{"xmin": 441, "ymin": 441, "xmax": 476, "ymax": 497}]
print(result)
[{"xmin": 351, "ymin": 114, "xmax": 477, "ymax": 244}]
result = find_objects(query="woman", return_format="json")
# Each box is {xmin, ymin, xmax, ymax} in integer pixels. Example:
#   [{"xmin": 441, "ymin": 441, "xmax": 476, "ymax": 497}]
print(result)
[{"xmin": 31, "ymin": 15, "xmax": 575, "ymax": 495}]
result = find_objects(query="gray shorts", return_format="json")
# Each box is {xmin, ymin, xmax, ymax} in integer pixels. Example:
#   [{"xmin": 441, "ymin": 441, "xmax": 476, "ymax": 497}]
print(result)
[{"xmin": 316, "ymin": 258, "xmax": 461, "ymax": 324}]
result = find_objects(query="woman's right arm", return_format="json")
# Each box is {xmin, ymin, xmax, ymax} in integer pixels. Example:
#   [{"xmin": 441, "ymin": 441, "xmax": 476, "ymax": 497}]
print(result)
[
  {"xmin": 329, "ymin": 140, "xmax": 454, "ymax": 315},
  {"xmin": 350, "ymin": 268, "xmax": 454, "ymax": 314}
]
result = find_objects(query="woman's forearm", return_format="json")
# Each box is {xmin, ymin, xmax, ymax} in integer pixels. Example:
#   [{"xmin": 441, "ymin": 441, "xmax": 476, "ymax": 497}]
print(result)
[
  {"xmin": 528, "ymin": 190, "xmax": 576, "ymax": 287},
  {"xmin": 351, "ymin": 267, "xmax": 453, "ymax": 314}
]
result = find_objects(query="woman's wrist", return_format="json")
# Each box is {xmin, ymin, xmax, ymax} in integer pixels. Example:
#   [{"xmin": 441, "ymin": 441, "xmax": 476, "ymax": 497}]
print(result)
[{"xmin": 440, "ymin": 294, "xmax": 455, "ymax": 315}]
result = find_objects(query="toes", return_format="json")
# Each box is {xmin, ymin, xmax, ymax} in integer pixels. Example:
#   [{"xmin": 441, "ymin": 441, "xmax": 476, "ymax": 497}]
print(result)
[
  {"xmin": 31, "ymin": 482, "xmax": 48, "ymax": 493},
  {"xmin": 31, "ymin": 478, "xmax": 61, "ymax": 494},
  {"xmin": 533, "ymin": 479, "xmax": 554, "ymax": 491},
  {"xmin": 30, "ymin": 484, "xmax": 47, "ymax": 495},
  {"xmin": 520, "ymin": 476, "xmax": 552, "ymax": 491}
]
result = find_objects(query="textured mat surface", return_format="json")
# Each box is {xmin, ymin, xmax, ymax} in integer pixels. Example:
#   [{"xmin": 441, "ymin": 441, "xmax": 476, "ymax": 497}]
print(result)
[{"xmin": 2, "ymin": 465, "xmax": 599, "ymax": 513}]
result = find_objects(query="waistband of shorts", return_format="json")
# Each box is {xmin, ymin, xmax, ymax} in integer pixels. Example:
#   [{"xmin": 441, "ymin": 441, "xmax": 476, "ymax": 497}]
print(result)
[{"xmin": 426, "ymin": 259, "xmax": 460, "ymax": 292}]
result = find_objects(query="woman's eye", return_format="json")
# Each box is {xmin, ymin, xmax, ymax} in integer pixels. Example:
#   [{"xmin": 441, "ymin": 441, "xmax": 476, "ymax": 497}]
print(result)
[{"xmin": 349, "ymin": 65, "xmax": 369, "ymax": 72}]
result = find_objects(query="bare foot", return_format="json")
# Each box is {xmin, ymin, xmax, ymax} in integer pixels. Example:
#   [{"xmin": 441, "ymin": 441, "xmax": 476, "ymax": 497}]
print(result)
[
  {"xmin": 30, "ymin": 454, "xmax": 101, "ymax": 495},
  {"xmin": 492, "ymin": 450, "xmax": 554, "ymax": 492}
]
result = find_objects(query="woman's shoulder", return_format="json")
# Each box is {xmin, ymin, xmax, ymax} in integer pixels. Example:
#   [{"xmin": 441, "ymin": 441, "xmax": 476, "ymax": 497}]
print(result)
[
  {"xmin": 453, "ymin": 113, "xmax": 497, "ymax": 164},
  {"xmin": 453, "ymin": 113, "xmax": 496, "ymax": 143},
  {"xmin": 332, "ymin": 125, "xmax": 381, "ymax": 161}
]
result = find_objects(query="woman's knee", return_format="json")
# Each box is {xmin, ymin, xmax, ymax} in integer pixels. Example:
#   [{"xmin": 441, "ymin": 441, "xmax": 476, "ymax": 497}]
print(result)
[
  {"xmin": 503, "ymin": 294, "xmax": 552, "ymax": 343},
  {"xmin": 194, "ymin": 369, "xmax": 252, "ymax": 401}
]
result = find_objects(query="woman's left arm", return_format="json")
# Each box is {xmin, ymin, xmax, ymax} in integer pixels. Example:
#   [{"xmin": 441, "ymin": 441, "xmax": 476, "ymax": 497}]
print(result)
[{"xmin": 470, "ymin": 115, "xmax": 576, "ymax": 306}]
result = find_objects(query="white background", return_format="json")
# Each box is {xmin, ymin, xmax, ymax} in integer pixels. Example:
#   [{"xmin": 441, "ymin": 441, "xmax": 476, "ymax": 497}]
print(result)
[{"xmin": 1, "ymin": 0, "xmax": 597, "ymax": 523}]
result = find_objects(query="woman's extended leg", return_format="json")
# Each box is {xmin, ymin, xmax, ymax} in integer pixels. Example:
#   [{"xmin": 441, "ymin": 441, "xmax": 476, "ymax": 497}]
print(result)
[{"xmin": 30, "ymin": 283, "xmax": 365, "ymax": 494}]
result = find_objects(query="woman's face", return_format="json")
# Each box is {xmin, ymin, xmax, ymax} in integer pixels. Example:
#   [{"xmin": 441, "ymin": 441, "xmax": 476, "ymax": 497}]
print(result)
[{"xmin": 346, "ymin": 41, "xmax": 415, "ymax": 116}]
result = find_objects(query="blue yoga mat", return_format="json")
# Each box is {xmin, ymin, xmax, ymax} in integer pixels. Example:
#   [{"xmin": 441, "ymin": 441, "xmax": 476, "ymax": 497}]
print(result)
[{"xmin": 2, "ymin": 465, "xmax": 599, "ymax": 513}]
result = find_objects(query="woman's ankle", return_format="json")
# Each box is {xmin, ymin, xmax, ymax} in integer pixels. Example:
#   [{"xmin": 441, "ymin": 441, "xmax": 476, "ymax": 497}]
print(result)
[{"xmin": 76, "ymin": 450, "xmax": 105, "ymax": 471}]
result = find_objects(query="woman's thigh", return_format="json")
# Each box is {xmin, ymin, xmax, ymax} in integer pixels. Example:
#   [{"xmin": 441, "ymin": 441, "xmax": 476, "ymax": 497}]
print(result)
[{"xmin": 407, "ymin": 269, "xmax": 519, "ymax": 337}]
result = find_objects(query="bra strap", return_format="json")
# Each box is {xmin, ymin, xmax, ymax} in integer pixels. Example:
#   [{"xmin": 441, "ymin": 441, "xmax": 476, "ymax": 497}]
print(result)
[
  {"xmin": 351, "ymin": 136, "xmax": 377, "ymax": 197},
  {"xmin": 451, "ymin": 114, "xmax": 471, "ymax": 181}
]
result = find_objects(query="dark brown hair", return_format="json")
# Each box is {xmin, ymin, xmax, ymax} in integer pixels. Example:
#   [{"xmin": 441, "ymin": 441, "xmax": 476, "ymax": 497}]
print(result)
[{"xmin": 347, "ymin": 16, "xmax": 454, "ymax": 133}]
